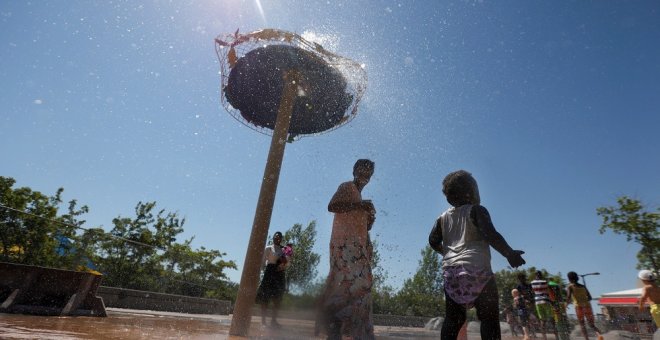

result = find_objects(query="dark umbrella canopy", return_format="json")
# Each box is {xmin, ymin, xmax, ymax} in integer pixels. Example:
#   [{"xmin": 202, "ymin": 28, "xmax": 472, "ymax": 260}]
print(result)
[{"xmin": 225, "ymin": 44, "xmax": 353, "ymax": 135}]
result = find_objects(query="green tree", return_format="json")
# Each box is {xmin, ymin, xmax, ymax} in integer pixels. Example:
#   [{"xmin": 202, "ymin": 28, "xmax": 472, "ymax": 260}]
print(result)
[
  {"xmin": 95, "ymin": 201, "xmax": 184, "ymax": 290},
  {"xmin": 597, "ymin": 196, "xmax": 659, "ymax": 273},
  {"xmin": 371, "ymin": 239, "xmax": 398, "ymax": 314},
  {"xmin": 1, "ymin": 177, "xmax": 239, "ymax": 300},
  {"xmin": 0, "ymin": 176, "xmax": 86, "ymax": 269},
  {"xmin": 56, "ymin": 199, "xmax": 92, "ymax": 268},
  {"xmin": 394, "ymin": 245, "xmax": 444, "ymax": 317},
  {"xmin": 94, "ymin": 201, "xmax": 238, "ymax": 298},
  {"xmin": 161, "ymin": 240, "xmax": 237, "ymax": 300},
  {"xmin": 282, "ymin": 221, "xmax": 321, "ymax": 293},
  {"xmin": 371, "ymin": 239, "xmax": 389, "ymax": 291}
]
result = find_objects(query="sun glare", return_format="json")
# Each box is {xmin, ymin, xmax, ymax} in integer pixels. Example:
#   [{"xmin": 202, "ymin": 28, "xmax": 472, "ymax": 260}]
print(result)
[{"xmin": 255, "ymin": 0, "xmax": 266, "ymax": 22}]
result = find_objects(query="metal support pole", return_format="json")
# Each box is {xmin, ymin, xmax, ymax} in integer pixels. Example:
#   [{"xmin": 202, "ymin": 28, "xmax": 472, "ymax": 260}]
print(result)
[
  {"xmin": 229, "ymin": 70, "xmax": 301, "ymax": 337},
  {"xmin": 579, "ymin": 272, "xmax": 600, "ymax": 289}
]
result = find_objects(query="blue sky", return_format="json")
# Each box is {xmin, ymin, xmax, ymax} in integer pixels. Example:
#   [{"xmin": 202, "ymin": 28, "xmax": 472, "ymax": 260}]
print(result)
[{"xmin": 1, "ymin": 0, "xmax": 658, "ymax": 309}]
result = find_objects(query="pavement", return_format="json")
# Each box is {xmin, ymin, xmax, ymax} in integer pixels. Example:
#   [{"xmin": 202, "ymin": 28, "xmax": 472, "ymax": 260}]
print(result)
[{"xmin": 0, "ymin": 308, "xmax": 527, "ymax": 339}]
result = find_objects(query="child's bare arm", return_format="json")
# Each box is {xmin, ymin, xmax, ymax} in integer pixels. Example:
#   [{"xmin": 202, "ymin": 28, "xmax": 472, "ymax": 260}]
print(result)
[
  {"xmin": 428, "ymin": 217, "xmax": 443, "ymax": 253},
  {"xmin": 639, "ymin": 287, "xmax": 649, "ymax": 311},
  {"xmin": 471, "ymin": 205, "xmax": 525, "ymax": 268},
  {"xmin": 565, "ymin": 286, "xmax": 573, "ymax": 305}
]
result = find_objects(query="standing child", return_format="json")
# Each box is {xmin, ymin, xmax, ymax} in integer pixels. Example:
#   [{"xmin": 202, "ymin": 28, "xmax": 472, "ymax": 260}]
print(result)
[
  {"xmin": 429, "ymin": 170, "xmax": 526, "ymax": 340},
  {"xmin": 512, "ymin": 288, "xmax": 534, "ymax": 340},
  {"xmin": 516, "ymin": 273, "xmax": 540, "ymax": 332},
  {"xmin": 255, "ymin": 231, "xmax": 289, "ymax": 328},
  {"xmin": 548, "ymin": 280, "xmax": 570, "ymax": 340},
  {"xmin": 503, "ymin": 304, "xmax": 520, "ymax": 337},
  {"xmin": 516, "ymin": 274, "xmax": 536, "ymax": 312},
  {"xmin": 638, "ymin": 270, "xmax": 660, "ymax": 327},
  {"xmin": 565, "ymin": 271, "xmax": 602, "ymax": 340},
  {"xmin": 531, "ymin": 271, "xmax": 559, "ymax": 340}
]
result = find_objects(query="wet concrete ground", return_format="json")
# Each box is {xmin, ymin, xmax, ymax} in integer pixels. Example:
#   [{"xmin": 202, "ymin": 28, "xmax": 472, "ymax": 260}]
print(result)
[
  {"xmin": 0, "ymin": 308, "xmax": 527, "ymax": 339},
  {"xmin": 0, "ymin": 308, "xmax": 435, "ymax": 340}
]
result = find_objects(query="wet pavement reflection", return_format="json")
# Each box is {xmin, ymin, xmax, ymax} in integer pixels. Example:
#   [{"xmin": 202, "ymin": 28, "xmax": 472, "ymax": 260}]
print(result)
[
  {"xmin": 0, "ymin": 309, "xmax": 230, "ymax": 339},
  {"xmin": 0, "ymin": 308, "xmax": 451, "ymax": 339}
]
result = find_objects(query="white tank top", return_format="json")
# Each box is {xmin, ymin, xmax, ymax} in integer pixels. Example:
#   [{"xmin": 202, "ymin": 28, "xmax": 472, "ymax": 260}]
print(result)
[{"xmin": 439, "ymin": 204, "xmax": 492, "ymax": 270}]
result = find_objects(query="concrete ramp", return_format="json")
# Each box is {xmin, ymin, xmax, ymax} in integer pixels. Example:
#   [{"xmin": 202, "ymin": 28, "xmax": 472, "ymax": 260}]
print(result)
[{"xmin": 0, "ymin": 261, "xmax": 106, "ymax": 316}]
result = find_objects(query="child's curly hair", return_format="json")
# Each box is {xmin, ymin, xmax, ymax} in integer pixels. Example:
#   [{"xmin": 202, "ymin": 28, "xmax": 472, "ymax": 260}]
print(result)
[
  {"xmin": 442, "ymin": 170, "xmax": 478, "ymax": 207},
  {"xmin": 353, "ymin": 159, "xmax": 375, "ymax": 173}
]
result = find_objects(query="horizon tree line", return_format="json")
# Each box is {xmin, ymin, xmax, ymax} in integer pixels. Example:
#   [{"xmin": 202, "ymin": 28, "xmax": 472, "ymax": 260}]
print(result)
[{"xmin": 1, "ymin": 175, "xmax": 655, "ymax": 316}]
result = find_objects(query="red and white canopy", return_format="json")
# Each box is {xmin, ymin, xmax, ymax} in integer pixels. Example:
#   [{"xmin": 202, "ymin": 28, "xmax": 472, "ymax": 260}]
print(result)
[{"xmin": 598, "ymin": 288, "xmax": 642, "ymax": 306}]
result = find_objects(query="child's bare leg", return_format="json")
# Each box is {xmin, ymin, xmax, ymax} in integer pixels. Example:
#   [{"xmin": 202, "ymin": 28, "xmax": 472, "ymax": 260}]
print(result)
[
  {"xmin": 473, "ymin": 279, "xmax": 501, "ymax": 340},
  {"xmin": 529, "ymin": 316, "xmax": 538, "ymax": 338},
  {"xmin": 261, "ymin": 303, "xmax": 268, "ymax": 325},
  {"xmin": 579, "ymin": 320, "xmax": 589, "ymax": 340},
  {"xmin": 588, "ymin": 320, "xmax": 603, "ymax": 339},
  {"xmin": 442, "ymin": 294, "xmax": 467, "ymax": 340},
  {"xmin": 524, "ymin": 320, "xmax": 536, "ymax": 339},
  {"xmin": 550, "ymin": 319, "xmax": 559, "ymax": 340},
  {"xmin": 540, "ymin": 321, "xmax": 548, "ymax": 340},
  {"xmin": 271, "ymin": 298, "xmax": 281, "ymax": 327},
  {"xmin": 521, "ymin": 325, "xmax": 530, "ymax": 340},
  {"xmin": 458, "ymin": 322, "xmax": 468, "ymax": 340}
]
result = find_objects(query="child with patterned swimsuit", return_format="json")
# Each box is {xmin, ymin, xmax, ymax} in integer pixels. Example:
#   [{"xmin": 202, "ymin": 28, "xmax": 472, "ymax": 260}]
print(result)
[
  {"xmin": 565, "ymin": 271, "xmax": 602, "ymax": 340},
  {"xmin": 429, "ymin": 170, "xmax": 526, "ymax": 340}
]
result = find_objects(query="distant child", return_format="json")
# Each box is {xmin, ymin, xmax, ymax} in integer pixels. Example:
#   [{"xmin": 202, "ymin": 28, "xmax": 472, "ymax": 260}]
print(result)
[
  {"xmin": 429, "ymin": 170, "xmax": 526, "ymax": 340},
  {"xmin": 256, "ymin": 231, "xmax": 289, "ymax": 328},
  {"xmin": 503, "ymin": 305, "xmax": 520, "ymax": 337},
  {"xmin": 565, "ymin": 271, "xmax": 602, "ymax": 340},
  {"xmin": 516, "ymin": 273, "xmax": 536, "ymax": 309},
  {"xmin": 548, "ymin": 280, "xmax": 570, "ymax": 340},
  {"xmin": 512, "ymin": 288, "xmax": 533, "ymax": 340},
  {"xmin": 530, "ymin": 271, "xmax": 558, "ymax": 340},
  {"xmin": 638, "ymin": 270, "xmax": 660, "ymax": 327}
]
